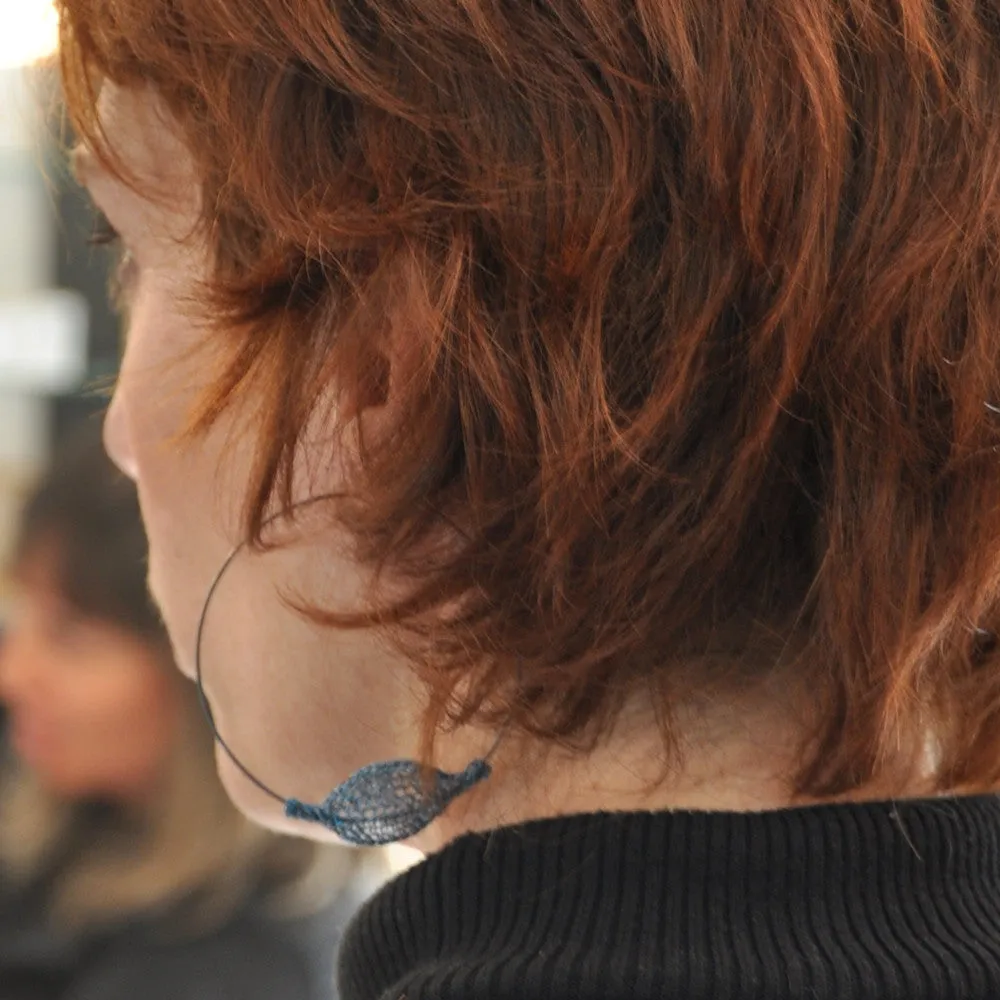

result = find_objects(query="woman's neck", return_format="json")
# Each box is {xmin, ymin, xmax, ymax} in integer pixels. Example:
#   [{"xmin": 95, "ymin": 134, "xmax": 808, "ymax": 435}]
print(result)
[{"xmin": 415, "ymin": 678, "xmax": 934, "ymax": 855}]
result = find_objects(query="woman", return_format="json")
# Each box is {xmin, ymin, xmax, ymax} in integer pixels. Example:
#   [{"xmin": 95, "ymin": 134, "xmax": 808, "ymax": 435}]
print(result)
[
  {"xmin": 0, "ymin": 423, "xmax": 351, "ymax": 1000},
  {"xmin": 53, "ymin": 1, "xmax": 1000, "ymax": 996}
]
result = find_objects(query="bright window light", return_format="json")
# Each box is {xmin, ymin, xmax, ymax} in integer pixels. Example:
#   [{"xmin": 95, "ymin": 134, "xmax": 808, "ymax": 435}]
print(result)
[{"xmin": 0, "ymin": 1, "xmax": 59, "ymax": 71}]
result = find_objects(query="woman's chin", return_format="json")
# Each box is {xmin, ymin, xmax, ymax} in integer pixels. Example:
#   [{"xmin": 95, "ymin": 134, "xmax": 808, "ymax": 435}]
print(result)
[{"xmin": 214, "ymin": 748, "xmax": 349, "ymax": 844}]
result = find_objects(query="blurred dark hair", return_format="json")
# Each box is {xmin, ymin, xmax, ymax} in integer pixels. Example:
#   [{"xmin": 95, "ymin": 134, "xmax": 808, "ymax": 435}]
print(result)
[{"xmin": 17, "ymin": 419, "xmax": 161, "ymax": 641}]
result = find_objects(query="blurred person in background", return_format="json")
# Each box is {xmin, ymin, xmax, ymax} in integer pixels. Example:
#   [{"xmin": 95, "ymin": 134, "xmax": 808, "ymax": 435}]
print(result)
[{"xmin": 0, "ymin": 421, "xmax": 363, "ymax": 1000}]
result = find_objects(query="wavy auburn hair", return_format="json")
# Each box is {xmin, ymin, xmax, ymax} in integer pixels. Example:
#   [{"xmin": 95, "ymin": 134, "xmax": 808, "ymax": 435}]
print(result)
[{"xmin": 54, "ymin": 0, "xmax": 1000, "ymax": 795}]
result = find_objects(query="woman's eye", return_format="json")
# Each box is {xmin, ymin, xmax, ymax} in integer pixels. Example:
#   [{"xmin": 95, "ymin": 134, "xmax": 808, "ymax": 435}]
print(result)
[
  {"xmin": 88, "ymin": 211, "xmax": 120, "ymax": 247},
  {"xmin": 88, "ymin": 210, "xmax": 139, "ymax": 312}
]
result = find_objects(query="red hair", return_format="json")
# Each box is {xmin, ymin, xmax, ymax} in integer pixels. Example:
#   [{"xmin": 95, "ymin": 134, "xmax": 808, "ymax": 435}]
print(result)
[{"xmin": 55, "ymin": 0, "xmax": 1000, "ymax": 794}]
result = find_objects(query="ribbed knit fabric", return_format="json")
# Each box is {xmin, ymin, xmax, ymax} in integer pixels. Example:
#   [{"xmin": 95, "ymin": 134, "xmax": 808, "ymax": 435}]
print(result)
[{"xmin": 339, "ymin": 796, "xmax": 1000, "ymax": 999}]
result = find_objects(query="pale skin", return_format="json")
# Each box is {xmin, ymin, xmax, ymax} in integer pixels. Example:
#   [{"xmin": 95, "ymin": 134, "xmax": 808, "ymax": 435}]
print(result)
[{"xmin": 79, "ymin": 86, "xmax": 929, "ymax": 854}]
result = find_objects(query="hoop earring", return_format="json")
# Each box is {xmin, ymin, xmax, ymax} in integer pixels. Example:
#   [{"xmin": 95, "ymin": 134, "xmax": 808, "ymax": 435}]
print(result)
[{"xmin": 194, "ymin": 497, "xmax": 500, "ymax": 847}]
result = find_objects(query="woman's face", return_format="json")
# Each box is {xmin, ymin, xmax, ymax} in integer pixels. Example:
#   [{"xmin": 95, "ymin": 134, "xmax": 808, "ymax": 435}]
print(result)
[
  {"xmin": 79, "ymin": 87, "xmax": 424, "ymax": 837},
  {"xmin": 0, "ymin": 545, "xmax": 179, "ymax": 801}
]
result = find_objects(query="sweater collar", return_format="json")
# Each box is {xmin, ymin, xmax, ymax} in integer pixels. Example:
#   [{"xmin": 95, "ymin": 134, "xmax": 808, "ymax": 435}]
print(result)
[{"xmin": 341, "ymin": 796, "xmax": 1000, "ymax": 1000}]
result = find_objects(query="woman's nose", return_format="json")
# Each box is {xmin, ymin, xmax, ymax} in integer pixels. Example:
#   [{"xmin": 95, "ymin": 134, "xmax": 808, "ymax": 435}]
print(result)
[{"xmin": 103, "ymin": 388, "xmax": 139, "ymax": 481}]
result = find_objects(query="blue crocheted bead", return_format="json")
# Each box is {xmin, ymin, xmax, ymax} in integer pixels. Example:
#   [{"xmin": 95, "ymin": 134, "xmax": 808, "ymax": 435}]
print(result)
[{"xmin": 285, "ymin": 758, "xmax": 492, "ymax": 846}]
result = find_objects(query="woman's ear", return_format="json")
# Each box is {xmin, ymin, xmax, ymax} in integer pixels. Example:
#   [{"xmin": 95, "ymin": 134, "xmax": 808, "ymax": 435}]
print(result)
[
  {"xmin": 352, "ymin": 349, "xmax": 392, "ymax": 415},
  {"xmin": 338, "ymin": 250, "xmax": 441, "ymax": 446}
]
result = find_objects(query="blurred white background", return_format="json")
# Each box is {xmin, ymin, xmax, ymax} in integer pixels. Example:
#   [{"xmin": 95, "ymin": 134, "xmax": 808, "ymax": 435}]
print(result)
[
  {"xmin": 0, "ymin": 1, "xmax": 58, "ymax": 73},
  {"xmin": 0, "ymin": 0, "xmax": 89, "ymax": 604}
]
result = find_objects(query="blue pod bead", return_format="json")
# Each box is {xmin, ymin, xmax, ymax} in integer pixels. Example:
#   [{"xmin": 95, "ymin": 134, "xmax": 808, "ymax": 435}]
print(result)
[{"xmin": 284, "ymin": 757, "xmax": 492, "ymax": 846}]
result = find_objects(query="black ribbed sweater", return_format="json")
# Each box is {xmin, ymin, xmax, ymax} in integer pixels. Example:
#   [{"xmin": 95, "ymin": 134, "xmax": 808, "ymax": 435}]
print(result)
[{"xmin": 339, "ymin": 796, "xmax": 1000, "ymax": 999}]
